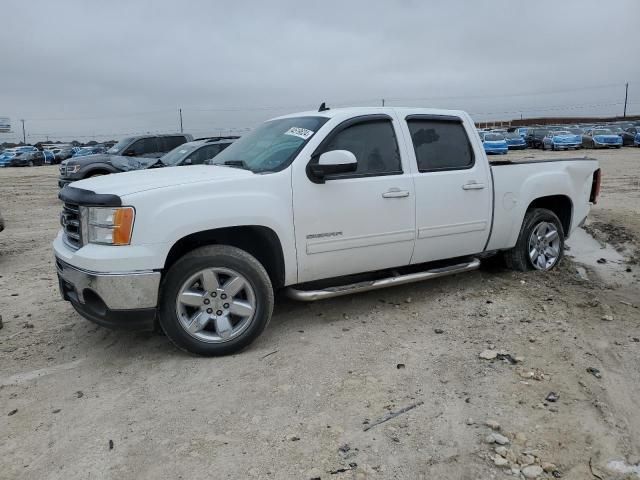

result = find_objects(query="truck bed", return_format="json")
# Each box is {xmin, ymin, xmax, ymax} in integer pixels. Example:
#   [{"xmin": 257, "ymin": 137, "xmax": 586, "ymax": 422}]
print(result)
[{"xmin": 486, "ymin": 157, "xmax": 599, "ymax": 252}]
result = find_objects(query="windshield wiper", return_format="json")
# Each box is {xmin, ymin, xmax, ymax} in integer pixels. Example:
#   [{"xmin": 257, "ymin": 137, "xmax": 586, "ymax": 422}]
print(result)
[{"xmin": 221, "ymin": 160, "xmax": 250, "ymax": 170}]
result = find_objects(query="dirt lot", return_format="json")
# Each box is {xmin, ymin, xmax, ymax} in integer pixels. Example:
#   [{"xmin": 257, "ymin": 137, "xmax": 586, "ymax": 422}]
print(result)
[{"xmin": 1, "ymin": 148, "xmax": 639, "ymax": 480}]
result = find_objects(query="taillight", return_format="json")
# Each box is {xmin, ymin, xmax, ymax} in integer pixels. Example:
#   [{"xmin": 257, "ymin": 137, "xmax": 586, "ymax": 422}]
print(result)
[{"xmin": 589, "ymin": 168, "xmax": 601, "ymax": 204}]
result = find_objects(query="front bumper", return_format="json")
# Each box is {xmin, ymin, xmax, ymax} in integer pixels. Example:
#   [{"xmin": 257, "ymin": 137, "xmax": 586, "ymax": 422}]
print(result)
[
  {"xmin": 593, "ymin": 141, "xmax": 622, "ymax": 148},
  {"xmin": 56, "ymin": 257, "xmax": 160, "ymax": 330},
  {"xmin": 553, "ymin": 142, "xmax": 581, "ymax": 149}
]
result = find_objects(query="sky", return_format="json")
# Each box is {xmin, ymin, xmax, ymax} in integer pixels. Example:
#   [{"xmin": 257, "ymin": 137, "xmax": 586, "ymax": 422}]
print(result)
[{"xmin": 1, "ymin": 0, "xmax": 639, "ymax": 143}]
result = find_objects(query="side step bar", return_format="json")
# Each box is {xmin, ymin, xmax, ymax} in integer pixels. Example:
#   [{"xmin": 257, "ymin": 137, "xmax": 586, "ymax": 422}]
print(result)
[{"xmin": 285, "ymin": 258, "xmax": 481, "ymax": 301}]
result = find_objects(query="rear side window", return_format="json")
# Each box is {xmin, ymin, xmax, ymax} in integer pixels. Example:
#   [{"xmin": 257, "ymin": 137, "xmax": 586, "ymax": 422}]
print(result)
[
  {"xmin": 407, "ymin": 119, "xmax": 474, "ymax": 172},
  {"xmin": 163, "ymin": 136, "xmax": 187, "ymax": 152},
  {"xmin": 321, "ymin": 119, "xmax": 401, "ymax": 177},
  {"xmin": 129, "ymin": 137, "xmax": 159, "ymax": 155}
]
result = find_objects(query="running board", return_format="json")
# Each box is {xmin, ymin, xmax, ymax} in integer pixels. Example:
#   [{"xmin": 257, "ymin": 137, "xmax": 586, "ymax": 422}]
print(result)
[{"xmin": 285, "ymin": 258, "xmax": 481, "ymax": 301}]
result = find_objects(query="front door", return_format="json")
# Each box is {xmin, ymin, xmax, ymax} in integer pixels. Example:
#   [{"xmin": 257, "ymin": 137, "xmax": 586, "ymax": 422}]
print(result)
[{"xmin": 292, "ymin": 114, "xmax": 416, "ymax": 283}]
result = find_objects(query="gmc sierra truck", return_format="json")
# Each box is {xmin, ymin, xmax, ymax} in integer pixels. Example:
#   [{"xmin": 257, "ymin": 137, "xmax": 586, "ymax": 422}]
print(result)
[{"xmin": 54, "ymin": 107, "xmax": 601, "ymax": 356}]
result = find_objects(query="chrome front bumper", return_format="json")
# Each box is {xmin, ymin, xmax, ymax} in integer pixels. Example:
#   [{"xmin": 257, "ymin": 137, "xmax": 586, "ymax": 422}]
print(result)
[{"xmin": 55, "ymin": 257, "xmax": 160, "ymax": 310}]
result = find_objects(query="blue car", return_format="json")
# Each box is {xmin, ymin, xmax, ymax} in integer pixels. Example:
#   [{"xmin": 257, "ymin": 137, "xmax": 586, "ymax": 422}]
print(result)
[
  {"xmin": 504, "ymin": 132, "xmax": 527, "ymax": 150},
  {"xmin": 481, "ymin": 132, "xmax": 508, "ymax": 154},
  {"xmin": 0, "ymin": 151, "xmax": 16, "ymax": 167},
  {"xmin": 542, "ymin": 130, "xmax": 582, "ymax": 150},
  {"xmin": 43, "ymin": 150, "xmax": 56, "ymax": 164},
  {"xmin": 582, "ymin": 128, "xmax": 623, "ymax": 149},
  {"xmin": 635, "ymin": 132, "xmax": 640, "ymax": 147}
]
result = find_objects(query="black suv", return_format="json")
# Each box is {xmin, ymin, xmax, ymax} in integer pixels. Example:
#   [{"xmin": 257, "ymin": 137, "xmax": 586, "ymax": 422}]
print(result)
[
  {"xmin": 525, "ymin": 128, "xmax": 550, "ymax": 149},
  {"xmin": 58, "ymin": 133, "xmax": 193, "ymax": 188}
]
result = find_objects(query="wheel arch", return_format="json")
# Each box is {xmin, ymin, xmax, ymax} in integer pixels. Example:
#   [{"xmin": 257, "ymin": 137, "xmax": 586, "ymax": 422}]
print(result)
[
  {"xmin": 526, "ymin": 194, "xmax": 573, "ymax": 236},
  {"xmin": 163, "ymin": 225, "xmax": 286, "ymax": 289}
]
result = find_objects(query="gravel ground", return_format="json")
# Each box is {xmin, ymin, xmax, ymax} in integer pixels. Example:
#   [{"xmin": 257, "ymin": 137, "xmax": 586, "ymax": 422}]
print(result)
[{"xmin": 1, "ymin": 148, "xmax": 639, "ymax": 480}]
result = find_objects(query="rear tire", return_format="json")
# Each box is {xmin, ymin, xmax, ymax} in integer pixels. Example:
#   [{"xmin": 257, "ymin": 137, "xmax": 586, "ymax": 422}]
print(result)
[
  {"xmin": 504, "ymin": 208, "xmax": 564, "ymax": 272},
  {"xmin": 158, "ymin": 245, "xmax": 274, "ymax": 356}
]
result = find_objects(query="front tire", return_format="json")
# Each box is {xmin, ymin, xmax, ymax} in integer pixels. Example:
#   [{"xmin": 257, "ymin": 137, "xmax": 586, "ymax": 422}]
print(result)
[
  {"xmin": 504, "ymin": 208, "xmax": 564, "ymax": 272},
  {"xmin": 158, "ymin": 245, "xmax": 274, "ymax": 356}
]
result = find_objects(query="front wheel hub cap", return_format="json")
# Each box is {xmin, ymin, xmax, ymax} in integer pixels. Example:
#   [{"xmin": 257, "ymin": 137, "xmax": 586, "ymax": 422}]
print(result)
[{"xmin": 175, "ymin": 267, "xmax": 256, "ymax": 343}]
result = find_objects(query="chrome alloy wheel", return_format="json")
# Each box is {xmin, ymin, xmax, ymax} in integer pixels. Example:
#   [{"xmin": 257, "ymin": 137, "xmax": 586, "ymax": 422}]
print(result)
[
  {"xmin": 528, "ymin": 221, "xmax": 561, "ymax": 270},
  {"xmin": 175, "ymin": 267, "xmax": 256, "ymax": 343}
]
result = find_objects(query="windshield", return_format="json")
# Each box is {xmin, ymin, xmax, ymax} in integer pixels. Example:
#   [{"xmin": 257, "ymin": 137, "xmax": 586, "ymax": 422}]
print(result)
[
  {"xmin": 593, "ymin": 129, "xmax": 612, "ymax": 135},
  {"xmin": 107, "ymin": 137, "xmax": 134, "ymax": 155},
  {"xmin": 505, "ymin": 132, "xmax": 521, "ymax": 139},
  {"xmin": 211, "ymin": 116, "xmax": 329, "ymax": 173},
  {"xmin": 552, "ymin": 131, "xmax": 572, "ymax": 136},
  {"xmin": 160, "ymin": 142, "xmax": 201, "ymax": 166},
  {"xmin": 484, "ymin": 133, "xmax": 504, "ymax": 141}
]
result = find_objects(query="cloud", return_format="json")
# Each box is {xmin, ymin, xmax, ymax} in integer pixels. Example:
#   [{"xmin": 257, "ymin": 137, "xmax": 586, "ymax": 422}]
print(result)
[{"xmin": 1, "ymin": 0, "xmax": 638, "ymax": 141}]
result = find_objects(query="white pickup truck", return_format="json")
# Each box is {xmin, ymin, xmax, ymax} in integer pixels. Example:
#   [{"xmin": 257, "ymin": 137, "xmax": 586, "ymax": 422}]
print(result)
[{"xmin": 54, "ymin": 107, "xmax": 601, "ymax": 355}]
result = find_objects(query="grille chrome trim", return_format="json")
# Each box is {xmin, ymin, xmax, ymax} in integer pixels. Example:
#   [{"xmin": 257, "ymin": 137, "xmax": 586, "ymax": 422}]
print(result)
[{"xmin": 61, "ymin": 203, "xmax": 82, "ymax": 249}]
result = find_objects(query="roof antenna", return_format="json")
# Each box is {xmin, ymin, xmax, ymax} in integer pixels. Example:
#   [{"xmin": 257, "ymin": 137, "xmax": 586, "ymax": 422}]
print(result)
[{"xmin": 318, "ymin": 102, "xmax": 330, "ymax": 112}]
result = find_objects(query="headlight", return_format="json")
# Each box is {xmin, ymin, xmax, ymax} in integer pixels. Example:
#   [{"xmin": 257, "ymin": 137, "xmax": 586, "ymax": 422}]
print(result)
[
  {"xmin": 80, "ymin": 206, "xmax": 135, "ymax": 245},
  {"xmin": 66, "ymin": 164, "xmax": 81, "ymax": 174}
]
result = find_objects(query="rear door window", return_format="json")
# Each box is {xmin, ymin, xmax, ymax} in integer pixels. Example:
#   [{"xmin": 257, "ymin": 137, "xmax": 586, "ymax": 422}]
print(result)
[{"xmin": 407, "ymin": 118, "xmax": 474, "ymax": 172}]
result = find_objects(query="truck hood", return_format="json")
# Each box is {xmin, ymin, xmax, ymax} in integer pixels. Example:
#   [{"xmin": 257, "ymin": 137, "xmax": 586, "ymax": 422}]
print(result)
[
  {"xmin": 65, "ymin": 153, "xmax": 114, "ymax": 167},
  {"xmin": 70, "ymin": 165, "xmax": 254, "ymax": 197}
]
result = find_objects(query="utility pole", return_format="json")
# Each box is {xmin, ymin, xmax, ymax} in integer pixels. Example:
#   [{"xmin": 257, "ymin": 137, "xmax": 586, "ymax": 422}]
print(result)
[
  {"xmin": 381, "ymin": 98, "xmax": 385, "ymax": 107},
  {"xmin": 623, "ymin": 82, "xmax": 629, "ymax": 118},
  {"xmin": 179, "ymin": 108, "xmax": 183, "ymax": 133},
  {"xmin": 20, "ymin": 119, "xmax": 26, "ymax": 144}
]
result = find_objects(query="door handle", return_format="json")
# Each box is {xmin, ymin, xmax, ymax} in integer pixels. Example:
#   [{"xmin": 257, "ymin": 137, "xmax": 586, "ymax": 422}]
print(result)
[
  {"xmin": 382, "ymin": 188, "xmax": 410, "ymax": 198},
  {"xmin": 462, "ymin": 182, "xmax": 486, "ymax": 190}
]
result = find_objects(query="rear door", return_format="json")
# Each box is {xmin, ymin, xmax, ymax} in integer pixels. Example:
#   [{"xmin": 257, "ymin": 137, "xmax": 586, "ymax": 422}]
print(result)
[
  {"xmin": 292, "ymin": 113, "xmax": 416, "ymax": 283},
  {"xmin": 399, "ymin": 114, "xmax": 492, "ymax": 263}
]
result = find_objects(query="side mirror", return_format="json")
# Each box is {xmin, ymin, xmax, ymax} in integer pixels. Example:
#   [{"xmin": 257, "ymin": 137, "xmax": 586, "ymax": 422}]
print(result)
[
  {"xmin": 183, "ymin": 158, "xmax": 192, "ymax": 165},
  {"xmin": 123, "ymin": 150, "xmax": 136, "ymax": 157},
  {"xmin": 308, "ymin": 150, "xmax": 357, "ymax": 183}
]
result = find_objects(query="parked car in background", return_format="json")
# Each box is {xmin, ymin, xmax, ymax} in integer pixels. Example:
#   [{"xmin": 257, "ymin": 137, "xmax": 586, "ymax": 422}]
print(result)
[
  {"xmin": 15, "ymin": 145, "xmax": 38, "ymax": 153},
  {"xmin": 621, "ymin": 126, "xmax": 640, "ymax": 146},
  {"xmin": 43, "ymin": 150, "xmax": 56, "ymax": 164},
  {"xmin": 0, "ymin": 150, "xmax": 17, "ymax": 167},
  {"xmin": 542, "ymin": 130, "xmax": 582, "ymax": 150},
  {"xmin": 0, "ymin": 209, "xmax": 4, "ymax": 232},
  {"xmin": 507, "ymin": 126, "xmax": 529, "ymax": 138},
  {"xmin": 503, "ymin": 132, "xmax": 527, "ymax": 150},
  {"xmin": 8, "ymin": 150, "xmax": 45, "ymax": 166},
  {"xmin": 480, "ymin": 132, "xmax": 508, "ymax": 154},
  {"xmin": 597, "ymin": 125, "xmax": 624, "ymax": 136},
  {"xmin": 142, "ymin": 137, "xmax": 237, "ymax": 169},
  {"xmin": 525, "ymin": 128, "xmax": 550, "ymax": 149},
  {"xmin": 58, "ymin": 133, "xmax": 194, "ymax": 188},
  {"xmin": 635, "ymin": 132, "xmax": 640, "ymax": 147},
  {"xmin": 53, "ymin": 146, "xmax": 79, "ymax": 162},
  {"xmin": 72, "ymin": 145, "xmax": 107, "ymax": 157},
  {"xmin": 582, "ymin": 128, "xmax": 622, "ymax": 149}
]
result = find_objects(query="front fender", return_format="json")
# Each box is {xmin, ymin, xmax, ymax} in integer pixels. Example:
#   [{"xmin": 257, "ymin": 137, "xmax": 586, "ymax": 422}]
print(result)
[{"xmin": 123, "ymin": 170, "xmax": 298, "ymax": 284}]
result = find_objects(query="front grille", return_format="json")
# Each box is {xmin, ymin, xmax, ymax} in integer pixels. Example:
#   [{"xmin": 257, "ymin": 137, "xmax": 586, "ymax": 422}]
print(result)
[
  {"xmin": 61, "ymin": 203, "xmax": 82, "ymax": 249},
  {"xmin": 59, "ymin": 164, "xmax": 66, "ymax": 176}
]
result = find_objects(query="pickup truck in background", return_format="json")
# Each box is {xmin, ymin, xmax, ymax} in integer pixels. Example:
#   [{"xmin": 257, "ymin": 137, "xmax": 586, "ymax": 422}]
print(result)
[
  {"xmin": 57, "ymin": 133, "xmax": 193, "ymax": 188},
  {"xmin": 54, "ymin": 107, "xmax": 601, "ymax": 356}
]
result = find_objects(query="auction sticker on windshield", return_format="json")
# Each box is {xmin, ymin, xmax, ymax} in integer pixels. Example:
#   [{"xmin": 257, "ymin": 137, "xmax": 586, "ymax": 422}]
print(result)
[{"xmin": 284, "ymin": 127, "xmax": 314, "ymax": 140}]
